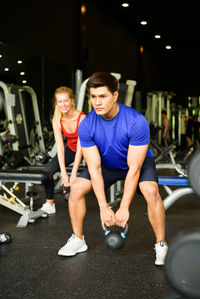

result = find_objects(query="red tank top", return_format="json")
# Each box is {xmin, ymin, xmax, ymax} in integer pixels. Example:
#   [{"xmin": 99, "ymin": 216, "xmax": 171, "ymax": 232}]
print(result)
[{"xmin": 60, "ymin": 112, "xmax": 84, "ymax": 152}]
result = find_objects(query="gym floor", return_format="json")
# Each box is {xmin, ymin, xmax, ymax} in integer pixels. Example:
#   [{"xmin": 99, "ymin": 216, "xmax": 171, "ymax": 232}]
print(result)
[{"xmin": 0, "ymin": 169, "xmax": 200, "ymax": 299}]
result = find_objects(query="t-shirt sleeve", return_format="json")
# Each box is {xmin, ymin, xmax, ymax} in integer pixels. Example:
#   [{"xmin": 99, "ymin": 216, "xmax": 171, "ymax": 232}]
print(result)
[
  {"xmin": 78, "ymin": 121, "xmax": 96, "ymax": 148},
  {"xmin": 129, "ymin": 114, "xmax": 150, "ymax": 146}
]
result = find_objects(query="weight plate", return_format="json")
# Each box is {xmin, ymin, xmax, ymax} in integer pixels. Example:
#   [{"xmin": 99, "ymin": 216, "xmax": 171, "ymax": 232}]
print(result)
[
  {"xmin": 164, "ymin": 230, "xmax": 200, "ymax": 298},
  {"xmin": 188, "ymin": 150, "xmax": 200, "ymax": 198}
]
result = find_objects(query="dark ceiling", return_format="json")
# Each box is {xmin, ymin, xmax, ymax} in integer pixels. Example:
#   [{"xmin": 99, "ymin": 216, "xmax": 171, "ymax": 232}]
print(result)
[
  {"xmin": 0, "ymin": 0, "xmax": 200, "ymax": 80},
  {"xmin": 99, "ymin": 0, "xmax": 200, "ymax": 54},
  {"xmin": 0, "ymin": 42, "xmax": 31, "ymax": 82}
]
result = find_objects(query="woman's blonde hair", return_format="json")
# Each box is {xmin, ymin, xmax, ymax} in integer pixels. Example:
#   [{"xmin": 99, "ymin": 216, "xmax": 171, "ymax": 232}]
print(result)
[{"xmin": 53, "ymin": 86, "xmax": 75, "ymax": 127}]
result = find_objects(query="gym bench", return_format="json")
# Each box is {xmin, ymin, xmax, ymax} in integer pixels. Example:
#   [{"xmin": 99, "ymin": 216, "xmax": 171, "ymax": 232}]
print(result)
[
  {"xmin": 0, "ymin": 169, "xmax": 51, "ymax": 227},
  {"xmin": 158, "ymin": 176, "xmax": 194, "ymax": 210},
  {"xmin": 100, "ymin": 176, "xmax": 194, "ymax": 210}
]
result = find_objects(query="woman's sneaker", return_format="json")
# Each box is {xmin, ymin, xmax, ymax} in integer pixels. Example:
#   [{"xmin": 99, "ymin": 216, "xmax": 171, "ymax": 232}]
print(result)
[
  {"xmin": 155, "ymin": 241, "xmax": 168, "ymax": 265},
  {"xmin": 40, "ymin": 202, "xmax": 56, "ymax": 215},
  {"xmin": 58, "ymin": 234, "xmax": 88, "ymax": 256},
  {"xmin": 0, "ymin": 233, "xmax": 12, "ymax": 244}
]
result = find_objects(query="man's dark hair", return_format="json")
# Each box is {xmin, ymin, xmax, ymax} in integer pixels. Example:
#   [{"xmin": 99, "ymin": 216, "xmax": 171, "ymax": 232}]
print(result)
[
  {"xmin": 162, "ymin": 110, "xmax": 167, "ymax": 115},
  {"xmin": 86, "ymin": 72, "xmax": 118, "ymax": 94}
]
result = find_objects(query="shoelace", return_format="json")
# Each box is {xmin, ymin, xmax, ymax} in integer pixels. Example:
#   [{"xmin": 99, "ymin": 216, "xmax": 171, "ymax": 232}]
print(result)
[{"xmin": 67, "ymin": 234, "xmax": 75, "ymax": 243}]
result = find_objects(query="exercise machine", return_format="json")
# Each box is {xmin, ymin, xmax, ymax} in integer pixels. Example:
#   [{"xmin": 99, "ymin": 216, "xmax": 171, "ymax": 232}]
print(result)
[
  {"xmin": 0, "ymin": 81, "xmax": 45, "ymax": 165},
  {"xmin": 146, "ymin": 91, "xmax": 174, "ymax": 144}
]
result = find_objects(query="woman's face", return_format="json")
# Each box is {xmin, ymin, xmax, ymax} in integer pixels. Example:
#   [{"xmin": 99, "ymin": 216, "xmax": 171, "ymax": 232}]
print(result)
[{"xmin": 56, "ymin": 92, "xmax": 74, "ymax": 114}]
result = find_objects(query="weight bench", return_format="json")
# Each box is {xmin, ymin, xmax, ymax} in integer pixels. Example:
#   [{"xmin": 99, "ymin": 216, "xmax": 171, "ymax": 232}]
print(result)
[
  {"xmin": 0, "ymin": 169, "xmax": 51, "ymax": 227},
  {"xmin": 158, "ymin": 176, "xmax": 194, "ymax": 210}
]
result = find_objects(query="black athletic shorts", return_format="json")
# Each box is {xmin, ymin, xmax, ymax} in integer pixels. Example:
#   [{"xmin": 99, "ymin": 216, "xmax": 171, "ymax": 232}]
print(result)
[{"xmin": 78, "ymin": 157, "xmax": 158, "ymax": 190}]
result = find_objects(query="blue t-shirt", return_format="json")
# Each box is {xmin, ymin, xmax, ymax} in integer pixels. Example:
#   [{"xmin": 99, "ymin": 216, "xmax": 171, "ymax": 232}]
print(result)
[{"xmin": 79, "ymin": 103, "xmax": 153, "ymax": 170}]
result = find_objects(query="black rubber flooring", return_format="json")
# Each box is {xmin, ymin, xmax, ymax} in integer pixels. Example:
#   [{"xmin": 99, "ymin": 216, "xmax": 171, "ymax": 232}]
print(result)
[{"xmin": 0, "ymin": 170, "xmax": 200, "ymax": 299}]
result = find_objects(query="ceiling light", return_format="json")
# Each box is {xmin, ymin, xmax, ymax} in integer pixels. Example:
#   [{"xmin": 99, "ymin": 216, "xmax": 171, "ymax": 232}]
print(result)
[
  {"xmin": 22, "ymin": 80, "xmax": 27, "ymax": 84},
  {"xmin": 4, "ymin": 68, "xmax": 9, "ymax": 71},
  {"xmin": 141, "ymin": 20, "xmax": 147, "ymax": 25},
  {"xmin": 20, "ymin": 72, "xmax": 25, "ymax": 75},
  {"xmin": 166, "ymin": 45, "xmax": 172, "ymax": 50},
  {"xmin": 140, "ymin": 45, "xmax": 144, "ymax": 54},
  {"xmin": 122, "ymin": 2, "xmax": 129, "ymax": 7},
  {"xmin": 155, "ymin": 35, "xmax": 161, "ymax": 39},
  {"xmin": 17, "ymin": 60, "xmax": 23, "ymax": 64},
  {"xmin": 81, "ymin": 4, "xmax": 86, "ymax": 15},
  {"xmin": 0, "ymin": 54, "xmax": 2, "ymax": 58}
]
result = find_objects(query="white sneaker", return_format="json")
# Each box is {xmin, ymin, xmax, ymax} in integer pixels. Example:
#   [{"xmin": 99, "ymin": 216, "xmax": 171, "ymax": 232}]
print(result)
[
  {"xmin": 155, "ymin": 241, "xmax": 168, "ymax": 265},
  {"xmin": 58, "ymin": 234, "xmax": 88, "ymax": 256},
  {"xmin": 0, "ymin": 233, "xmax": 11, "ymax": 244},
  {"xmin": 40, "ymin": 202, "xmax": 56, "ymax": 215}
]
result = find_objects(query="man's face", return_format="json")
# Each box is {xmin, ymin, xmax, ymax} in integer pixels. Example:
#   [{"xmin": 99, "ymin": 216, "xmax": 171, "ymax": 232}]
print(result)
[{"xmin": 89, "ymin": 86, "xmax": 118, "ymax": 118}]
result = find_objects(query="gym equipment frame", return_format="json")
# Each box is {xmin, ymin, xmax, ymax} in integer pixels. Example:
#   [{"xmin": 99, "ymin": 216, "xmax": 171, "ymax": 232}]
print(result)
[
  {"xmin": 0, "ymin": 81, "xmax": 45, "ymax": 158},
  {"xmin": 158, "ymin": 176, "xmax": 194, "ymax": 210},
  {"xmin": 0, "ymin": 169, "xmax": 51, "ymax": 227}
]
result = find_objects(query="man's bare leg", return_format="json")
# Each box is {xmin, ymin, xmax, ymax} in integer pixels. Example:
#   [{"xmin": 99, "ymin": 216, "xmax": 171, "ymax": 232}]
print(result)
[
  {"xmin": 139, "ymin": 181, "xmax": 168, "ymax": 265},
  {"xmin": 58, "ymin": 177, "xmax": 92, "ymax": 256},
  {"xmin": 69, "ymin": 178, "xmax": 92, "ymax": 238},
  {"xmin": 139, "ymin": 181, "xmax": 165, "ymax": 243}
]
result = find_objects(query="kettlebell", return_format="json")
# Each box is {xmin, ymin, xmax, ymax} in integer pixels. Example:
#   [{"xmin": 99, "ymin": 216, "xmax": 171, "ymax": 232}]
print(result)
[
  {"xmin": 62, "ymin": 186, "xmax": 70, "ymax": 201},
  {"xmin": 104, "ymin": 223, "xmax": 129, "ymax": 250}
]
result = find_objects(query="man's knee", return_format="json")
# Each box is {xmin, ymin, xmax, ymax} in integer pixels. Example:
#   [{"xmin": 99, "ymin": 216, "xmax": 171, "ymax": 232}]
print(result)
[
  {"xmin": 140, "ymin": 181, "xmax": 160, "ymax": 203},
  {"xmin": 70, "ymin": 178, "xmax": 91, "ymax": 199}
]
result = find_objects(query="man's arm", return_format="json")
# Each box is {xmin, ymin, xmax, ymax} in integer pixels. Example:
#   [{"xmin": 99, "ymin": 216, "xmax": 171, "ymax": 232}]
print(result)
[
  {"xmin": 163, "ymin": 118, "xmax": 169, "ymax": 137},
  {"xmin": 115, "ymin": 144, "xmax": 149, "ymax": 227},
  {"xmin": 82, "ymin": 146, "xmax": 115, "ymax": 229}
]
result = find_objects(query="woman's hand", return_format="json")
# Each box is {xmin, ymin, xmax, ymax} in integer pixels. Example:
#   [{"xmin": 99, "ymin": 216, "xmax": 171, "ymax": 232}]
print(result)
[
  {"xmin": 69, "ymin": 173, "xmax": 77, "ymax": 185},
  {"xmin": 61, "ymin": 173, "xmax": 70, "ymax": 187}
]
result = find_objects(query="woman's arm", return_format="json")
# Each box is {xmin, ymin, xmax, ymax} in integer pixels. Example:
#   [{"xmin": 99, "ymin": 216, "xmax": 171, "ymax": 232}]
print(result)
[
  {"xmin": 70, "ymin": 114, "xmax": 86, "ymax": 183},
  {"xmin": 70, "ymin": 138, "xmax": 82, "ymax": 183},
  {"xmin": 52, "ymin": 117, "xmax": 69, "ymax": 186}
]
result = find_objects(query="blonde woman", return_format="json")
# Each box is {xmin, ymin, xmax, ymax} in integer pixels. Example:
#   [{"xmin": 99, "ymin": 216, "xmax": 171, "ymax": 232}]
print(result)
[{"xmin": 40, "ymin": 86, "xmax": 85, "ymax": 215}]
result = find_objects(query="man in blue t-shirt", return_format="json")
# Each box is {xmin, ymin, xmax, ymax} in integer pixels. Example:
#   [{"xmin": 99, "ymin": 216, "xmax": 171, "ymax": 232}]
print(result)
[{"xmin": 58, "ymin": 72, "xmax": 168, "ymax": 265}]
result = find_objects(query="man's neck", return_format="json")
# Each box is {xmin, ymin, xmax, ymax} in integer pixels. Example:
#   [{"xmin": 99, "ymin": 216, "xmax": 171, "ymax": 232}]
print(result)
[{"xmin": 102, "ymin": 103, "xmax": 119, "ymax": 120}]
